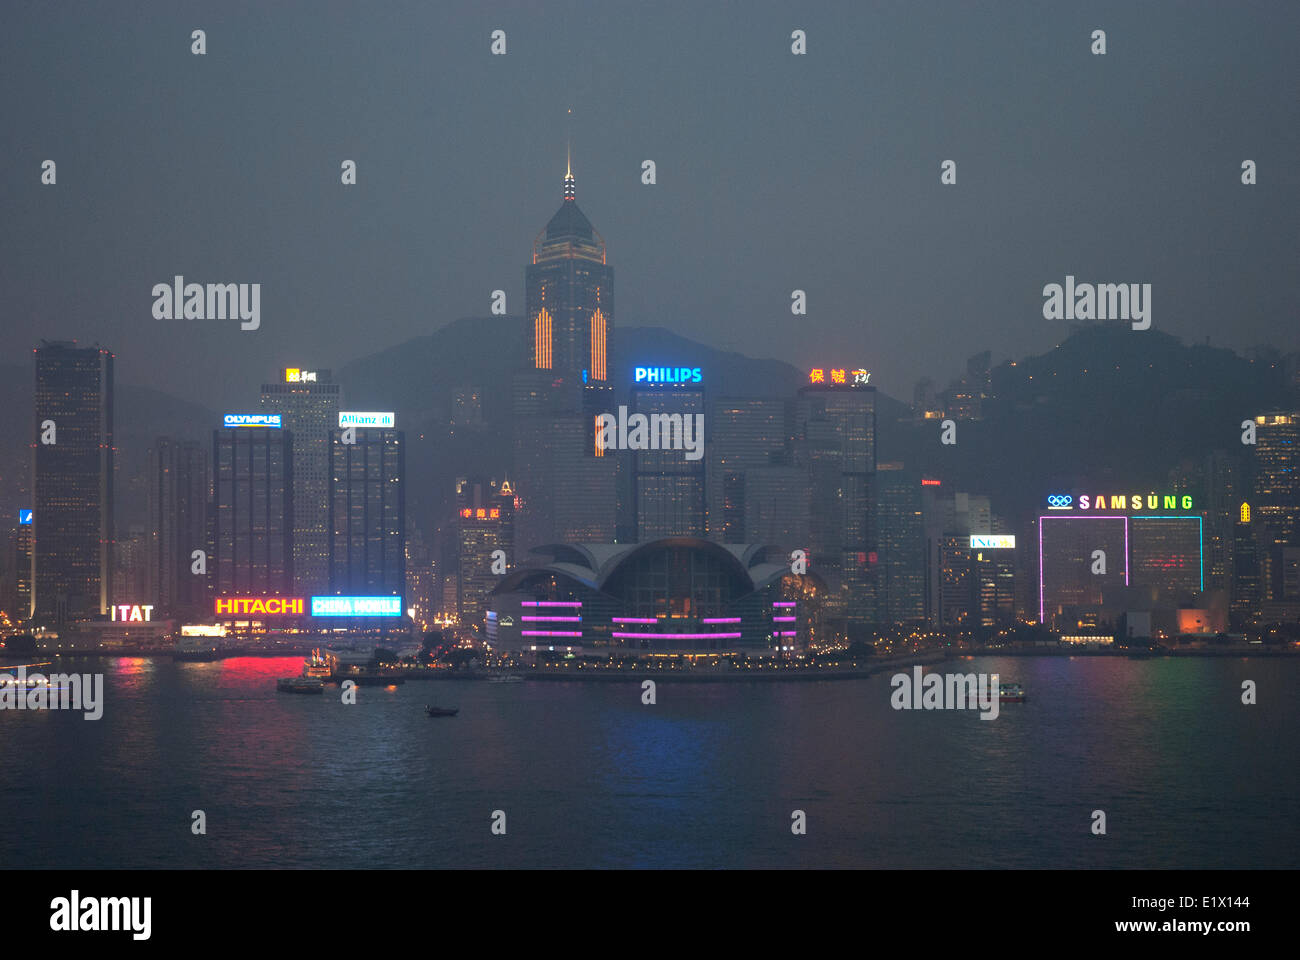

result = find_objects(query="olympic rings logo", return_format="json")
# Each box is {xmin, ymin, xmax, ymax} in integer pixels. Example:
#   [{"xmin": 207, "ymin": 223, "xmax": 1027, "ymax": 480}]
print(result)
[{"xmin": 1047, "ymin": 494, "xmax": 1073, "ymax": 508}]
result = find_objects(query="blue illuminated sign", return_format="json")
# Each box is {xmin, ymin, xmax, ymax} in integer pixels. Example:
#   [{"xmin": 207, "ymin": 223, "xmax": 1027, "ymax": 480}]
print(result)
[
  {"xmin": 18, "ymin": 509, "xmax": 33, "ymax": 525},
  {"xmin": 224, "ymin": 414, "xmax": 281, "ymax": 428},
  {"xmin": 311, "ymin": 595, "xmax": 402, "ymax": 617},
  {"xmin": 635, "ymin": 366, "xmax": 702, "ymax": 384}
]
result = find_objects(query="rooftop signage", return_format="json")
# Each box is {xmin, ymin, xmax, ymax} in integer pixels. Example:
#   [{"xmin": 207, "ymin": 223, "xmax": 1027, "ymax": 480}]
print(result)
[
  {"xmin": 970, "ymin": 535, "xmax": 1015, "ymax": 549},
  {"xmin": 224, "ymin": 414, "xmax": 281, "ymax": 428},
  {"xmin": 214, "ymin": 596, "xmax": 304, "ymax": 616},
  {"xmin": 1046, "ymin": 493, "xmax": 1193, "ymax": 512},
  {"xmin": 635, "ymin": 367, "xmax": 701, "ymax": 384},
  {"xmin": 809, "ymin": 368, "xmax": 870, "ymax": 385},
  {"xmin": 285, "ymin": 368, "xmax": 317, "ymax": 382},
  {"xmin": 338, "ymin": 412, "xmax": 395, "ymax": 428},
  {"xmin": 311, "ymin": 596, "xmax": 403, "ymax": 617}
]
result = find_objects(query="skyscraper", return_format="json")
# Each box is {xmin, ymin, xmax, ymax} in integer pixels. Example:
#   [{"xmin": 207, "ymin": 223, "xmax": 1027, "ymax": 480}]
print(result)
[
  {"xmin": 260, "ymin": 368, "xmax": 340, "ymax": 594},
  {"xmin": 1250, "ymin": 412, "xmax": 1299, "ymax": 608},
  {"xmin": 211, "ymin": 424, "xmax": 294, "ymax": 598},
  {"xmin": 31, "ymin": 341, "xmax": 114, "ymax": 623},
  {"xmin": 795, "ymin": 367, "xmax": 876, "ymax": 631},
  {"xmin": 456, "ymin": 477, "xmax": 515, "ymax": 636},
  {"xmin": 147, "ymin": 437, "xmax": 208, "ymax": 617},
  {"xmin": 513, "ymin": 156, "xmax": 616, "ymax": 550},
  {"xmin": 328, "ymin": 427, "xmax": 405, "ymax": 598},
  {"xmin": 630, "ymin": 378, "xmax": 707, "ymax": 540},
  {"xmin": 874, "ymin": 467, "xmax": 926, "ymax": 626},
  {"xmin": 708, "ymin": 398, "xmax": 791, "ymax": 542}
]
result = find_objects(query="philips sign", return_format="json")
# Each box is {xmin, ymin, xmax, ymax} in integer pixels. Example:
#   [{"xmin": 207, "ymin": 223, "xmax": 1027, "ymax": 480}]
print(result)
[
  {"xmin": 970, "ymin": 535, "xmax": 1015, "ymax": 549},
  {"xmin": 635, "ymin": 367, "xmax": 701, "ymax": 384},
  {"xmin": 338, "ymin": 412, "xmax": 395, "ymax": 429},
  {"xmin": 224, "ymin": 414, "xmax": 281, "ymax": 428},
  {"xmin": 311, "ymin": 595, "xmax": 403, "ymax": 617}
]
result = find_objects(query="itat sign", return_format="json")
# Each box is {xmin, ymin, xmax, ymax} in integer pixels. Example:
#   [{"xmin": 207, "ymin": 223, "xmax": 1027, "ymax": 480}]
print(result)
[{"xmin": 110, "ymin": 604, "xmax": 153, "ymax": 622}]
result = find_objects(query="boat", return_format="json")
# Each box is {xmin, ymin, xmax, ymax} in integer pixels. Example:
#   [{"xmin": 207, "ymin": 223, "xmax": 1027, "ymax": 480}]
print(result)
[
  {"xmin": 486, "ymin": 673, "xmax": 523, "ymax": 683},
  {"xmin": 277, "ymin": 676, "xmax": 324, "ymax": 694},
  {"xmin": 302, "ymin": 649, "xmax": 332, "ymax": 678},
  {"xmin": 425, "ymin": 705, "xmax": 459, "ymax": 717},
  {"xmin": 173, "ymin": 639, "xmax": 221, "ymax": 661},
  {"xmin": 998, "ymin": 682, "xmax": 1027, "ymax": 703}
]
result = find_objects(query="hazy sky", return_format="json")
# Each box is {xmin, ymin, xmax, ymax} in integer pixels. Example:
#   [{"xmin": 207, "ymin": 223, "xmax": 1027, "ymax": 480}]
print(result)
[{"xmin": 2, "ymin": 0, "xmax": 1296, "ymax": 410}]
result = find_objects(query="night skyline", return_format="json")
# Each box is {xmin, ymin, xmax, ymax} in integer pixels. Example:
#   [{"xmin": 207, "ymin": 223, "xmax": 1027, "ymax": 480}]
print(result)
[{"xmin": 3, "ymin": 1, "xmax": 1296, "ymax": 412}]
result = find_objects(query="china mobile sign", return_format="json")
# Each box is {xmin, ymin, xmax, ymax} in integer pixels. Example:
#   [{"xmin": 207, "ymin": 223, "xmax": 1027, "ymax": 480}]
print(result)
[
  {"xmin": 214, "ymin": 596, "xmax": 304, "ymax": 616},
  {"xmin": 311, "ymin": 596, "xmax": 403, "ymax": 617}
]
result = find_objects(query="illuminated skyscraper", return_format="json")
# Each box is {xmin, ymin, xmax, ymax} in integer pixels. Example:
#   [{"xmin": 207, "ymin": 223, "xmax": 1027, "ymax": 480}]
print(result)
[
  {"xmin": 795, "ymin": 368, "xmax": 876, "ymax": 631},
  {"xmin": 211, "ymin": 424, "xmax": 294, "ymax": 598},
  {"xmin": 328, "ymin": 427, "xmax": 405, "ymax": 598},
  {"xmin": 31, "ymin": 341, "xmax": 114, "ymax": 623},
  {"xmin": 630, "ymin": 380, "xmax": 706, "ymax": 540},
  {"xmin": 708, "ymin": 398, "xmax": 792, "ymax": 542},
  {"xmin": 1251, "ymin": 412, "xmax": 1299, "ymax": 607},
  {"xmin": 259, "ymin": 368, "xmax": 340, "ymax": 595},
  {"xmin": 513, "ymin": 155, "xmax": 616, "ymax": 550},
  {"xmin": 874, "ymin": 467, "xmax": 926, "ymax": 626},
  {"xmin": 456, "ymin": 477, "xmax": 515, "ymax": 636}
]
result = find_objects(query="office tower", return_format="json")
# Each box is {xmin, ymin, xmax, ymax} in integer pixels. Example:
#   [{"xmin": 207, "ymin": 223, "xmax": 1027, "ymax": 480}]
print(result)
[
  {"xmin": 742, "ymin": 466, "xmax": 811, "ymax": 558},
  {"xmin": 1037, "ymin": 516, "xmax": 1127, "ymax": 631},
  {"xmin": 327, "ymin": 427, "xmax": 405, "ymax": 598},
  {"xmin": 211, "ymin": 424, "xmax": 294, "ymax": 598},
  {"xmin": 926, "ymin": 491, "xmax": 993, "ymax": 628},
  {"xmin": 1250, "ymin": 412, "xmax": 1299, "ymax": 606},
  {"xmin": 708, "ymin": 398, "xmax": 791, "ymax": 542},
  {"xmin": 1169, "ymin": 451, "xmax": 1238, "ymax": 593},
  {"xmin": 630, "ymin": 378, "xmax": 706, "ymax": 540},
  {"xmin": 1129, "ymin": 516, "xmax": 1203, "ymax": 606},
  {"xmin": 795, "ymin": 367, "xmax": 876, "ymax": 629},
  {"xmin": 1231, "ymin": 501, "xmax": 1262, "ymax": 623},
  {"xmin": 405, "ymin": 522, "xmax": 435, "ymax": 629},
  {"xmin": 456, "ymin": 477, "xmax": 515, "ymax": 636},
  {"xmin": 874, "ymin": 467, "xmax": 926, "ymax": 626},
  {"xmin": 147, "ymin": 437, "xmax": 208, "ymax": 617},
  {"xmin": 114, "ymin": 525, "xmax": 149, "ymax": 604},
  {"xmin": 513, "ymin": 158, "xmax": 616, "ymax": 550},
  {"xmin": 259, "ymin": 368, "xmax": 340, "ymax": 594},
  {"xmin": 9, "ymin": 514, "xmax": 34, "ymax": 620},
  {"xmin": 31, "ymin": 341, "xmax": 114, "ymax": 622}
]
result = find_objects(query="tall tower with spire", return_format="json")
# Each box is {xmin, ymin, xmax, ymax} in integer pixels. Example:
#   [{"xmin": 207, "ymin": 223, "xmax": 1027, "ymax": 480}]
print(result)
[
  {"xmin": 511, "ymin": 147, "xmax": 618, "ymax": 555},
  {"xmin": 526, "ymin": 152, "xmax": 613, "ymax": 381}
]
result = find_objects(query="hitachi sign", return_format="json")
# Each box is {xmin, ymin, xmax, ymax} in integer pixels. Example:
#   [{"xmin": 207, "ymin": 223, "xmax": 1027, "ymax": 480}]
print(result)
[
  {"xmin": 635, "ymin": 367, "xmax": 701, "ymax": 384},
  {"xmin": 214, "ymin": 596, "xmax": 304, "ymax": 616}
]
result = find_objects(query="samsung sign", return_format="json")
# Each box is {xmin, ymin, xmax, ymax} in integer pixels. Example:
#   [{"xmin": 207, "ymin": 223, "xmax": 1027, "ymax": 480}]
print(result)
[
  {"xmin": 338, "ymin": 412, "xmax": 395, "ymax": 428},
  {"xmin": 635, "ymin": 366, "xmax": 701, "ymax": 384},
  {"xmin": 311, "ymin": 595, "xmax": 402, "ymax": 617},
  {"xmin": 970, "ymin": 535, "xmax": 1015, "ymax": 549},
  {"xmin": 224, "ymin": 414, "xmax": 281, "ymax": 428}
]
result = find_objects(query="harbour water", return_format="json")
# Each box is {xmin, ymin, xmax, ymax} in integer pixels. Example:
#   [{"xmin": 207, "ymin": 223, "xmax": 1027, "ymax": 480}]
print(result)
[{"xmin": 2, "ymin": 655, "xmax": 1296, "ymax": 869}]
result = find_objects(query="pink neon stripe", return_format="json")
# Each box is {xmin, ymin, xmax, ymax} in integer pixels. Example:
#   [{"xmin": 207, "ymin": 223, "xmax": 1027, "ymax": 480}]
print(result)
[
  {"xmin": 520, "ymin": 630, "xmax": 582, "ymax": 637},
  {"xmin": 772, "ymin": 602, "xmax": 796, "ymax": 607},
  {"xmin": 772, "ymin": 616, "xmax": 796, "ymax": 622},
  {"xmin": 522, "ymin": 601, "xmax": 582, "ymax": 607},
  {"xmin": 520, "ymin": 616, "xmax": 581, "ymax": 622},
  {"xmin": 701, "ymin": 617, "xmax": 741, "ymax": 624},
  {"xmin": 778, "ymin": 631, "xmax": 797, "ymax": 637},
  {"xmin": 612, "ymin": 632, "xmax": 743, "ymax": 640},
  {"xmin": 612, "ymin": 617, "xmax": 657, "ymax": 624}
]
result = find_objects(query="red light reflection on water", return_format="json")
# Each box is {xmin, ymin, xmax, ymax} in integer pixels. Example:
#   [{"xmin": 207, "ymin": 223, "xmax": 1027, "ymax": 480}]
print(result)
[{"xmin": 213, "ymin": 657, "xmax": 301, "ymax": 689}]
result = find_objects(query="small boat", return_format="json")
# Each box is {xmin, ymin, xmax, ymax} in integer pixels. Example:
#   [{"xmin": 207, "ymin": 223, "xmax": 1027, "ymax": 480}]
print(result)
[
  {"xmin": 277, "ymin": 676, "xmax": 324, "ymax": 694},
  {"xmin": 303, "ymin": 649, "xmax": 332, "ymax": 678},
  {"xmin": 998, "ymin": 682, "xmax": 1027, "ymax": 703},
  {"xmin": 486, "ymin": 673, "xmax": 523, "ymax": 683},
  {"xmin": 425, "ymin": 705, "xmax": 459, "ymax": 717}
]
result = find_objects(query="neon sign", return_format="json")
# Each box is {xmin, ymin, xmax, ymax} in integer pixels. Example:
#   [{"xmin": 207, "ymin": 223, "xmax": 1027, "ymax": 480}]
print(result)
[
  {"xmin": 635, "ymin": 367, "xmax": 701, "ymax": 384},
  {"xmin": 214, "ymin": 596, "xmax": 304, "ymax": 616},
  {"xmin": 110, "ymin": 604, "xmax": 154, "ymax": 622},
  {"xmin": 809, "ymin": 368, "xmax": 870, "ymax": 385},
  {"xmin": 338, "ymin": 412, "xmax": 395, "ymax": 428},
  {"xmin": 224, "ymin": 414, "xmax": 281, "ymax": 428},
  {"xmin": 970, "ymin": 535, "xmax": 1015, "ymax": 549},
  {"xmin": 1047, "ymin": 493, "xmax": 1193, "ymax": 512},
  {"xmin": 310, "ymin": 596, "xmax": 402, "ymax": 617},
  {"xmin": 285, "ymin": 368, "xmax": 317, "ymax": 382},
  {"xmin": 18, "ymin": 509, "xmax": 32, "ymax": 525}
]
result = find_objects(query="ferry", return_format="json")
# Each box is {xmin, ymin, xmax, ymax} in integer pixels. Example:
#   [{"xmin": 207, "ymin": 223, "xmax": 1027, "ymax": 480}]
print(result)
[
  {"xmin": 277, "ymin": 676, "xmax": 324, "ymax": 694},
  {"xmin": 486, "ymin": 673, "xmax": 524, "ymax": 683},
  {"xmin": 999, "ymin": 682, "xmax": 1027, "ymax": 703},
  {"xmin": 302, "ymin": 650, "xmax": 332, "ymax": 679},
  {"xmin": 425, "ymin": 705, "xmax": 459, "ymax": 717}
]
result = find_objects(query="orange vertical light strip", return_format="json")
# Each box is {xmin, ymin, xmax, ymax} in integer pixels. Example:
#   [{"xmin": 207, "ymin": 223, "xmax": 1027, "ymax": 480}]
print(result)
[
  {"xmin": 590, "ymin": 308, "xmax": 606, "ymax": 382},
  {"xmin": 534, "ymin": 308, "xmax": 552, "ymax": 369},
  {"xmin": 594, "ymin": 415, "xmax": 604, "ymax": 457}
]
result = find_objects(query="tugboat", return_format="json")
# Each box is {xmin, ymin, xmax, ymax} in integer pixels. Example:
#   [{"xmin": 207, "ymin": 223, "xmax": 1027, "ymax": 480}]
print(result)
[
  {"xmin": 277, "ymin": 676, "xmax": 324, "ymax": 694},
  {"xmin": 998, "ymin": 681, "xmax": 1027, "ymax": 703},
  {"xmin": 425, "ymin": 705, "xmax": 459, "ymax": 717}
]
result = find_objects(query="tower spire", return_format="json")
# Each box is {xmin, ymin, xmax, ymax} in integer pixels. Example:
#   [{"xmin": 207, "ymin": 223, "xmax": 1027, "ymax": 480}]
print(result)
[{"xmin": 564, "ymin": 108, "xmax": 575, "ymax": 201}]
